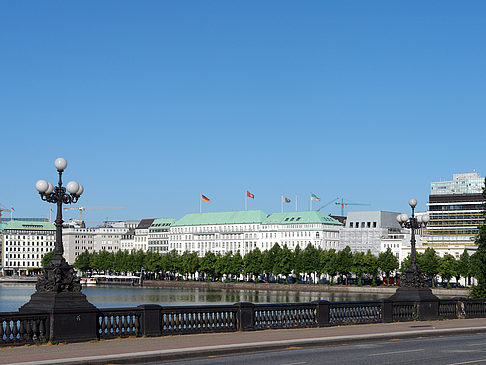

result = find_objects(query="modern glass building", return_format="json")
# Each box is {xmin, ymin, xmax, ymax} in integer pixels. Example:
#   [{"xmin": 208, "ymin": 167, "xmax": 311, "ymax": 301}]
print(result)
[{"xmin": 424, "ymin": 172, "xmax": 485, "ymax": 255}]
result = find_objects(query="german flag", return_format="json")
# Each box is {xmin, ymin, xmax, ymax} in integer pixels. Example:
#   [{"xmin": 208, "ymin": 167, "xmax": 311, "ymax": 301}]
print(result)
[{"xmin": 201, "ymin": 194, "xmax": 211, "ymax": 202}]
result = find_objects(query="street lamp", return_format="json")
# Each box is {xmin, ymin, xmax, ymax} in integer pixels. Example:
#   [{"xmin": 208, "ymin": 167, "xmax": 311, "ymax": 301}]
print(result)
[
  {"xmin": 390, "ymin": 198, "xmax": 438, "ymax": 303},
  {"xmin": 395, "ymin": 198, "xmax": 430, "ymax": 289},
  {"xmin": 31, "ymin": 158, "xmax": 84, "ymax": 293},
  {"xmin": 20, "ymin": 158, "xmax": 96, "ymax": 342}
]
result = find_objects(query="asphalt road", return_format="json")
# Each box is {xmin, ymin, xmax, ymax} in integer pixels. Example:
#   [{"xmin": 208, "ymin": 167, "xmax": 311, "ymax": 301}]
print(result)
[{"xmin": 140, "ymin": 333, "xmax": 486, "ymax": 365}]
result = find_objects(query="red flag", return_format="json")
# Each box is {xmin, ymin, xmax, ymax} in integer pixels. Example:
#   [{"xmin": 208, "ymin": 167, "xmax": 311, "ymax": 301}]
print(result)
[
  {"xmin": 10, "ymin": 206, "xmax": 14, "ymax": 211},
  {"xmin": 246, "ymin": 190, "xmax": 254, "ymax": 199}
]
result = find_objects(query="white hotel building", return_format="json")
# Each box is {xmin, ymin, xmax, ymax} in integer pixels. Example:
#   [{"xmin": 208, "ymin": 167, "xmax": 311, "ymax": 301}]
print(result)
[{"xmin": 169, "ymin": 210, "xmax": 342, "ymax": 256}]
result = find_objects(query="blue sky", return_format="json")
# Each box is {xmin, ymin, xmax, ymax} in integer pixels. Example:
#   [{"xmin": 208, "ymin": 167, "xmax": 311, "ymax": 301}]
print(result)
[{"xmin": 1, "ymin": 1, "xmax": 485, "ymax": 225}]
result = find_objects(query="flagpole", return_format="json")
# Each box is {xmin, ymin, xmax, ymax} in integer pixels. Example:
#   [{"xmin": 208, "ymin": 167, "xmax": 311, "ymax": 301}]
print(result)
[
  {"xmin": 200, "ymin": 193, "xmax": 202, "ymax": 214},
  {"xmin": 309, "ymin": 194, "xmax": 311, "ymax": 211},
  {"xmin": 245, "ymin": 192, "xmax": 247, "ymax": 211},
  {"xmin": 295, "ymin": 194, "xmax": 298, "ymax": 212},
  {"xmin": 281, "ymin": 196, "xmax": 283, "ymax": 213}
]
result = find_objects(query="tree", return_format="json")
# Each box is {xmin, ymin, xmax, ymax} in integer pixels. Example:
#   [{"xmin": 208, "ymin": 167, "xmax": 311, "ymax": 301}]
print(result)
[
  {"xmin": 457, "ymin": 249, "xmax": 471, "ymax": 286},
  {"xmin": 470, "ymin": 178, "xmax": 486, "ymax": 298},
  {"xmin": 229, "ymin": 252, "xmax": 244, "ymax": 280},
  {"xmin": 243, "ymin": 248, "xmax": 263, "ymax": 280},
  {"xmin": 200, "ymin": 251, "xmax": 217, "ymax": 280},
  {"xmin": 41, "ymin": 250, "xmax": 55, "ymax": 268},
  {"xmin": 274, "ymin": 244, "xmax": 293, "ymax": 280},
  {"xmin": 364, "ymin": 250, "xmax": 379, "ymax": 286},
  {"xmin": 293, "ymin": 245, "xmax": 304, "ymax": 279},
  {"xmin": 302, "ymin": 243, "xmax": 319, "ymax": 283},
  {"xmin": 73, "ymin": 250, "xmax": 92, "ymax": 274},
  {"xmin": 378, "ymin": 248, "xmax": 399, "ymax": 285},
  {"xmin": 262, "ymin": 243, "xmax": 280, "ymax": 280},
  {"xmin": 418, "ymin": 247, "xmax": 440, "ymax": 284},
  {"xmin": 439, "ymin": 254, "xmax": 457, "ymax": 287},
  {"xmin": 351, "ymin": 251, "xmax": 365, "ymax": 286},
  {"xmin": 321, "ymin": 249, "xmax": 338, "ymax": 284},
  {"xmin": 336, "ymin": 246, "xmax": 353, "ymax": 285}
]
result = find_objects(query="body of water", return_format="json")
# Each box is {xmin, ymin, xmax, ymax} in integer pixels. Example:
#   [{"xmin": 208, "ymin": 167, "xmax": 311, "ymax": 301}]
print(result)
[{"xmin": 0, "ymin": 283, "xmax": 391, "ymax": 312}]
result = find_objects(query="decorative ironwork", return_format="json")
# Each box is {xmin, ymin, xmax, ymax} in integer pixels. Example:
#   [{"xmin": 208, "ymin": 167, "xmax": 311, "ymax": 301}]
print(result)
[
  {"xmin": 0, "ymin": 312, "xmax": 49, "ymax": 345},
  {"xmin": 34, "ymin": 159, "xmax": 84, "ymax": 293},
  {"xmin": 161, "ymin": 305, "xmax": 237, "ymax": 335},
  {"xmin": 3, "ymin": 298, "xmax": 486, "ymax": 346},
  {"xmin": 396, "ymin": 199, "xmax": 430, "ymax": 288},
  {"xmin": 254, "ymin": 303, "xmax": 317, "ymax": 329},
  {"xmin": 330, "ymin": 301, "xmax": 382, "ymax": 325},
  {"xmin": 98, "ymin": 309, "xmax": 142, "ymax": 339}
]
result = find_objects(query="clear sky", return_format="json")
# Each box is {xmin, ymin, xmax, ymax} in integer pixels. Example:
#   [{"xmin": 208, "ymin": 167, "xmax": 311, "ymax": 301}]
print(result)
[{"xmin": 1, "ymin": 1, "xmax": 485, "ymax": 225}]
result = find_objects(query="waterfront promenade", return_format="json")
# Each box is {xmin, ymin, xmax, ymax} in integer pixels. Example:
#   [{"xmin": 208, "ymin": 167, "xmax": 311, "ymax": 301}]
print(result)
[{"xmin": 2, "ymin": 318, "xmax": 486, "ymax": 365}]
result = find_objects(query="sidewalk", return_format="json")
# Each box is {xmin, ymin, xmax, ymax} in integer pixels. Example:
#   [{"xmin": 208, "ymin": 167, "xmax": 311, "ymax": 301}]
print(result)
[{"xmin": 2, "ymin": 318, "xmax": 486, "ymax": 365}]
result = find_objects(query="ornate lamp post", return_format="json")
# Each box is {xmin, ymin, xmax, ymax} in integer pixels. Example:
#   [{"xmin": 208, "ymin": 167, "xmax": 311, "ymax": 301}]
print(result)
[
  {"xmin": 32, "ymin": 158, "xmax": 84, "ymax": 292},
  {"xmin": 20, "ymin": 158, "xmax": 97, "ymax": 343},
  {"xmin": 389, "ymin": 198, "xmax": 438, "ymax": 304}
]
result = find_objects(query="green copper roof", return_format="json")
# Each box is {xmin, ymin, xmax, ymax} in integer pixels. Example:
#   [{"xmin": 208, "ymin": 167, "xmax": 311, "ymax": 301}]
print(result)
[
  {"xmin": 2, "ymin": 220, "xmax": 56, "ymax": 231},
  {"xmin": 264, "ymin": 211, "xmax": 343, "ymax": 226},
  {"xmin": 173, "ymin": 210, "xmax": 268, "ymax": 226},
  {"xmin": 150, "ymin": 218, "xmax": 176, "ymax": 228}
]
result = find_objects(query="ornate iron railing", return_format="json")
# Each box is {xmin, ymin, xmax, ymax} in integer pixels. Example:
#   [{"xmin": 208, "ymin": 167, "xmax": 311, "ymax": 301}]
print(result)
[
  {"xmin": 254, "ymin": 303, "xmax": 317, "ymax": 329},
  {"xmin": 3, "ymin": 298, "xmax": 486, "ymax": 346},
  {"xmin": 464, "ymin": 299, "xmax": 486, "ymax": 318},
  {"xmin": 97, "ymin": 308, "xmax": 142, "ymax": 339},
  {"xmin": 0, "ymin": 312, "xmax": 49, "ymax": 346},
  {"xmin": 439, "ymin": 299, "xmax": 459, "ymax": 319},
  {"xmin": 161, "ymin": 305, "xmax": 237, "ymax": 335},
  {"xmin": 330, "ymin": 301, "xmax": 383, "ymax": 325}
]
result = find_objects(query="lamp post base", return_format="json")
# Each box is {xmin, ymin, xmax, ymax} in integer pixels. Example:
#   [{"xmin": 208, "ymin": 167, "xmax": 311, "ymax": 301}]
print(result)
[{"xmin": 19, "ymin": 259, "xmax": 98, "ymax": 343}]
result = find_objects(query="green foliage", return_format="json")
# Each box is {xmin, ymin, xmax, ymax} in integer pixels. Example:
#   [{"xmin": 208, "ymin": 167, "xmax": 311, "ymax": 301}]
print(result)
[
  {"xmin": 321, "ymin": 248, "xmax": 338, "ymax": 283},
  {"xmin": 351, "ymin": 251, "xmax": 365, "ymax": 286},
  {"xmin": 243, "ymin": 248, "xmax": 262, "ymax": 278},
  {"xmin": 41, "ymin": 250, "xmax": 55, "ymax": 268},
  {"xmin": 439, "ymin": 254, "xmax": 457, "ymax": 286},
  {"xmin": 364, "ymin": 250, "xmax": 379, "ymax": 285},
  {"xmin": 337, "ymin": 246, "xmax": 353, "ymax": 284},
  {"xmin": 418, "ymin": 247, "xmax": 440, "ymax": 279},
  {"xmin": 457, "ymin": 249, "xmax": 471, "ymax": 283},
  {"xmin": 470, "ymin": 178, "xmax": 486, "ymax": 298},
  {"xmin": 73, "ymin": 250, "xmax": 92, "ymax": 273},
  {"xmin": 378, "ymin": 248, "xmax": 399, "ymax": 284},
  {"xmin": 274, "ymin": 244, "xmax": 293, "ymax": 278}
]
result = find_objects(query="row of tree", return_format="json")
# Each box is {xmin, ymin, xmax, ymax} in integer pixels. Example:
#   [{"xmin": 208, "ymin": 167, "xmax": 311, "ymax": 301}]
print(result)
[{"xmin": 67, "ymin": 242, "xmax": 475, "ymax": 287}]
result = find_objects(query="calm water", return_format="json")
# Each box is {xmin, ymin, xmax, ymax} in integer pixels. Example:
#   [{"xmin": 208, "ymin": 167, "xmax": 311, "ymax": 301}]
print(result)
[{"xmin": 0, "ymin": 283, "xmax": 391, "ymax": 312}]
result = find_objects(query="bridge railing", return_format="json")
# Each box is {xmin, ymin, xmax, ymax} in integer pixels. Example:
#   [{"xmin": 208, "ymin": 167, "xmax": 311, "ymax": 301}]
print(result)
[
  {"xmin": 0, "ymin": 312, "xmax": 49, "ymax": 346},
  {"xmin": 3, "ymin": 298, "xmax": 486, "ymax": 345}
]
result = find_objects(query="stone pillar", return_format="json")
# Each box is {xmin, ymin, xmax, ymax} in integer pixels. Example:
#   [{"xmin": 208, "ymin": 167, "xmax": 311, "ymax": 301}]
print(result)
[
  {"xmin": 382, "ymin": 299, "xmax": 393, "ymax": 323},
  {"xmin": 138, "ymin": 304, "xmax": 163, "ymax": 337},
  {"xmin": 314, "ymin": 300, "xmax": 330, "ymax": 327},
  {"xmin": 235, "ymin": 302, "xmax": 255, "ymax": 331},
  {"xmin": 19, "ymin": 291, "xmax": 98, "ymax": 343}
]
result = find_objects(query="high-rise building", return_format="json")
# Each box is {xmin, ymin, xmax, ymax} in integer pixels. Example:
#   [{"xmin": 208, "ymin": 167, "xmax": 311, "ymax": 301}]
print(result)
[{"xmin": 423, "ymin": 172, "xmax": 485, "ymax": 258}]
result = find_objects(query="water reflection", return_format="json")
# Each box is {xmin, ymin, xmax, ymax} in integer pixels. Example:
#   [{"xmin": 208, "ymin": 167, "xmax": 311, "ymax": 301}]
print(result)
[{"xmin": 0, "ymin": 284, "xmax": 407, "ymax": 312}]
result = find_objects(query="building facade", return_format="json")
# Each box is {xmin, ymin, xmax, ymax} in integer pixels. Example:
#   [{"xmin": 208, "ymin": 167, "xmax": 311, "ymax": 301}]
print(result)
[
  {"xmin": 169, "ymin": 210, "xmax": 342, "ymax": 257},
  {"xmin": 339, "ymin": 211, "xmax": 402, "ymax": 256},
  {"xmin": 148, "ymin": 219, "xmax": 175, "ymax": 253},
  {"xmin": 0, "ymin": 221, "xmax": 55, "ymax": 275},
  {"xmin": 423, "ymin": 172, "xmax": 485, "ymax": 258}
]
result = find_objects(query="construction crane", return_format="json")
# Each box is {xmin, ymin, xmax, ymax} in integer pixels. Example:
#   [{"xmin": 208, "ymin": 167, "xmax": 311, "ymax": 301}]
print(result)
[
  {"xmin": 335, "ymin": 198, "xmax": 370, "ymax": 216},
  {"xmin": 63, "ymin": 206, "xmax": 124, "ymax": 227},
  {"xmin": 316, "ymin": 197, "xmax": 340, "ymax": 212},
  {"xmin": 0, "ymin": 203, "xmax": 12, "ymax": 224}
]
